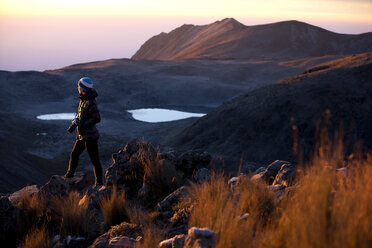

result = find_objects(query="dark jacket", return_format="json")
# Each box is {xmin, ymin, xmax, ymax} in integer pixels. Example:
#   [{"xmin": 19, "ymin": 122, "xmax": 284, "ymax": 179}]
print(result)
[{"xmin": 76, "ymin": 88, "xmax": 101, "ymax": 141}]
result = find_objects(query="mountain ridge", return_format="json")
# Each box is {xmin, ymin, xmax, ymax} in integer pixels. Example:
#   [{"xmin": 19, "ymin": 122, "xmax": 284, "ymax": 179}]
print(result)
[{"xmin": 132, "ymin": 18, "xmax": 372, "ymax": 61}]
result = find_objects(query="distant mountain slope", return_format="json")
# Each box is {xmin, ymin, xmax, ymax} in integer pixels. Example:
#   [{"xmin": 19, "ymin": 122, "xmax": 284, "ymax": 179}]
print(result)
[
  {"xmin": 168, "ymin": 53, "xmax": 372, "ymax": 163},
  {"xmin": 132, "ymin": 18, "xmax": 372, "ymax": 60}
]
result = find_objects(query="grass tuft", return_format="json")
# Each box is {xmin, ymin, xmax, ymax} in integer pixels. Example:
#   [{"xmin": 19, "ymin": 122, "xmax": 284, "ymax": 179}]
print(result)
[{"xmin": 100, "ymin": 186, "xmax": 129, "ymax": 227}]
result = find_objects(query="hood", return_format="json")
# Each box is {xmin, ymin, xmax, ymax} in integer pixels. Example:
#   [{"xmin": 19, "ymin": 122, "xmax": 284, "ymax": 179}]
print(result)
[{"xmin": 79, "ymin": 88, "xmax": 98, "ymax": 100}]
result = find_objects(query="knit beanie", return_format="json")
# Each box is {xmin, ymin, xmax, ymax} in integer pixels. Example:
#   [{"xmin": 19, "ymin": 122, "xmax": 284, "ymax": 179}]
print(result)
[{"xmin": 78, "ymin": 77, "xmax": 93, "ymax": 91}]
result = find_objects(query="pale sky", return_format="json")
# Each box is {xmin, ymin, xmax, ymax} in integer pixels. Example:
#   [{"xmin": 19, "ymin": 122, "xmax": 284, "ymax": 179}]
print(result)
[{"xmin": 0, "ymin": 0, "xmax": 371, "ymax": 71}]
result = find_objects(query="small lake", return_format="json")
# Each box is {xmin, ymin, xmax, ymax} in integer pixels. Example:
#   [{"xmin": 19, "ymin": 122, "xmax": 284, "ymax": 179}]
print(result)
[
  {"xmin": 37, "ymin": 113, "xmax": 75, "ymax": 120},
  {"xmin": 36, "ymin": 109, "xmax": 206, "ymax": 123},
  {"xmin": 127, "ymin": 108, "xmax": 206, "ymax": 123}
]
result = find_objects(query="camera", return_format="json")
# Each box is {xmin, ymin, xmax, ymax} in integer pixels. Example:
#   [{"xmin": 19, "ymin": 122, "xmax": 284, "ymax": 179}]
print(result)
[{"xmin": 67, "ymin": 118, "xmax": 79, "ymax": 133}]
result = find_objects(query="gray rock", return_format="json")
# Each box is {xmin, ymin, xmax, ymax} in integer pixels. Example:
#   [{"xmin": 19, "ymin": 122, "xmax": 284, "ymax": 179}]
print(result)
[
  {"xmin": 272, "ymin": 163, "xmax": 296, "ymax": 187},
  {"xmin": 39, "ymin": 175, "xmax": 69, "ymax": 199},
  {"xmin": 8, "ymin": 184, "xmax": 39, "ymax": 205},
  {"xmin": 159, "ymin": 234, "xmax": 186, "ymax": 248},
  {"xmin": 252, "ymin": 166, "xmax": 266, "ymax": 175},
  {"xmin": 228, "ymin": 174, "xmax": 248, "ymax": 191},
  {"xmin": 237, "ymin": 213, "xmax": 250, "ymax": 223},
  {"xmin": 155, "ymin": 186, "xmax": 188, "ymax": 212},
  {"xmin": 264, "ymin": 160, "xmax": 291, "ymax": 183},
  {"xmin": 184, "ymin": 227, "xmax": 217, "ymax": 248},
  {"xmin": 89, "ymin": 233, "xmax": 110, "ymax": 248},
  {"xmin": 194, "ymin": 168, "xmax": 210, "ymax": 183},
  {"xmin": 66, "ymin": 171, "xmax": 92, "ymax": 191},
  {"xmin": 109, "ymin": 236, "xmax": 139, "ymax": 248},
  {"xmin": 89, "ymin": 222, "xmax": 142, "ymax": 248},
  {"xmin": 176, "ymin": 151, "xmax": 211, "ymax": 176}
]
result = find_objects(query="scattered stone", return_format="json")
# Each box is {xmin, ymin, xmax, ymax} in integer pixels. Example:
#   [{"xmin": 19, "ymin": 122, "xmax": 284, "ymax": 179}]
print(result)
[
  {"xmin": 264, "ymin": 160, "xmax": 291, "ymax": 183},
  {"xmin": 89, "ymin": 233, "xmax": 110, "ymax": 248},
  {"xmin": 184, "ymin": 227, "xmax": 217, "ymax": 248},
  {"xmin": 194, "ymin": 168, "xmax": 211, "ymax": 183},
  {"xmin": 109, "ymin": 236, "xmax": 139, "ymax": 248},
  {"xmin": 66, "ymin": 235, "xmax": 88, "ymax": 248},
  {"xmin": 268, "ymin": 185, "xmax": 285, "ymax": 191},
  {"xmin": 159, "ymin": 234, "xmax": 186, "ymax": 248},
  {"xmin": 272, "ymin": 163, "xmax": 296, "ymax": 187},
  {"xmin": 252, "ymin": 167, "xmax": 266, "ymax": 175},
  {"xmin": 89, "ymin": 222, "xmax": 142, "ymax": 248},
  {"xmin": 237, "ymin": 213, "xmax": 250, "ymax": 223},
  {"xmin": 8, "ymin": 185, "xmax": 39, "ymax": 205},
  {"xmin": 228, "ymin": 174, "xmax": 248, "ymax": 191},
  {"xmin": 155, "ymin": 186, "xmax": 188, "ymax": 212}
]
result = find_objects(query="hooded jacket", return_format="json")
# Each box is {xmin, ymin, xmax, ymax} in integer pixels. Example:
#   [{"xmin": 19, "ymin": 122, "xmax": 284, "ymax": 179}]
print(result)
[{"xmin": 76, "ymin": 88, "xmax": 101, "ymax": 140}]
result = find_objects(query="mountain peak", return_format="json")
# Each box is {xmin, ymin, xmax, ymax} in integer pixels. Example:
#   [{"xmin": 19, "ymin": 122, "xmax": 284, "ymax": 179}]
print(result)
[{"xmin": 215, "ymin": 17, "xmax": 245, "ymax": 27}]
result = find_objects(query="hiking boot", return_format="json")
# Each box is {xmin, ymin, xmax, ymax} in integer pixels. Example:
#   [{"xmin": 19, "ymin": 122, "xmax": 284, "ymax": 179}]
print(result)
[
  {"xmin": 93, "ymin": 182, "xmax": 103, "ymax": 189},
  {"xmin": 64, "ymin": 172, "xmax": 74, "ymax": 179}
]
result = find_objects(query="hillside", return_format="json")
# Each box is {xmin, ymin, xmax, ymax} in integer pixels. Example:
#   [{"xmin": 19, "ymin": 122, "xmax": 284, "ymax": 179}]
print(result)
[
  {"xmin": 132, "ymin": 18, "xmax": 372, "ymax": 60},
  {"xmin": 168, "ymin": 53, "xmax": 372, "ymax": 163}
]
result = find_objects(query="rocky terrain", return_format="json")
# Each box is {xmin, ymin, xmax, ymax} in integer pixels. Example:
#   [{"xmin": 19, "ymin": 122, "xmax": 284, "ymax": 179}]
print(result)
[
  {"xmin": 0, "ymin": 139, "xmax": 298, "ymax": 247},
  {"xmin": 132, "ymin": 18, "xmax": 372, "ymax": 60},
  {"xmin": 1, "ymin": 139, "xmax": 370, "ymax": 247}
]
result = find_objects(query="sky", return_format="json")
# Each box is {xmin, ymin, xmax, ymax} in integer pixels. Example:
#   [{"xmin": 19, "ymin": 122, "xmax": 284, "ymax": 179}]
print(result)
[{"xmin": 0, "ymin": 0, "xmax": 371, "ymax": 71}]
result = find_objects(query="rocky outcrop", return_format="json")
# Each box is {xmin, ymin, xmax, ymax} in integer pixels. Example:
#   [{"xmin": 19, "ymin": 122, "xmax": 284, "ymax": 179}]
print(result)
[
  {"xmin": 8, "ymin": 185, "xmax": 39, "ymax": 205},
  {"xmin": 89, "ymin": 222, "xmax": 142, "ymax": 248},
  {"xmin": 106, "ymin": 139, "xmax": 211, "ymax": 202}
]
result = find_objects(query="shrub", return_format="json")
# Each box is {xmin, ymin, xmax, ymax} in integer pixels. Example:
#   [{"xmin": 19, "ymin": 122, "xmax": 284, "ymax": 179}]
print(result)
[
  {"xmin": 53, "ymin": 191, "xmax": 90, "ymax": 237},
  {"xmin": 22, "ymin": 225, "xmax": 50, "ymax": 248},
  {"xmin": 100, "ymin": 187, "xmax": 129, "ymax": 227}
]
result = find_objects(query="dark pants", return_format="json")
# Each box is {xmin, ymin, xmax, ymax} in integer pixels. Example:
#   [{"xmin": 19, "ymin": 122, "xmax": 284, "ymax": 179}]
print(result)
[{"xmin": 67, "ymin": 139, "xmax": 103, "ymax": 184}]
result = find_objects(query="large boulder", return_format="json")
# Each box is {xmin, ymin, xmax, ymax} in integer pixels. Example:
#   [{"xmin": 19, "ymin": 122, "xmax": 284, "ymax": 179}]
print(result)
[
  {"xmin": 105, "ymin": 139, "xmax": 157, "ymax": 195},
  {"xmin": 66, "ymin": 171, "xmax": 92, "ymax": 191},
  {"xmin": 176, "ymin": 151, "xmax": 211, "ymax": 176},
  {"xmin": 39, "ymin": 175, "xmax": 69, "ymax": 199},
  {"xmin": 184, "ymin": 227, "xmax": 217, "ymax": 248},
  {"xmin": 8, "ymin": 185, "xmax": 39, "ymax": 205},
  {"xmin": 155, "ymin": 186, "xmax": 188, "ymax": 212}
]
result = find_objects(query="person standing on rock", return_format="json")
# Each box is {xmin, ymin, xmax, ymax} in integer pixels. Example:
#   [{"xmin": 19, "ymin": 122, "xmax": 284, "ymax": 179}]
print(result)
[{"xmin": 64, "ymin": 77, "xmax": 103, "ymax": 188}]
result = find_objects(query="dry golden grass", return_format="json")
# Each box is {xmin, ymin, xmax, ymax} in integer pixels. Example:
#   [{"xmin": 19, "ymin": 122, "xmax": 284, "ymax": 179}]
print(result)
[
  {"xmin": 187, "ymin": 150, "xmax": 372, "ymax": 247},
  {"xmin": 100, "ymin": 186, "xmax": 129, "ymax": 227},
  {"xmin": 22, "ymin": 225, "xmax": 50, "ymax": 248},
  {"xmin": 53, "ymin": 191, "xmax": 91, "ymax": 237},
  {"xmin": 137, "ymin": 143, "xmax": 183, "ymax": 204},
  {"xmin": 188, "ymin": 172, "xmax": 277, "ymax": 248}
]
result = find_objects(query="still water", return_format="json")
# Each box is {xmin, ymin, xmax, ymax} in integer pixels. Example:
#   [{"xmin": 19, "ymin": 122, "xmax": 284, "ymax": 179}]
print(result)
[{"xmin": 37, "ymin": 108, "xmax": 205, "ymax": 123}]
